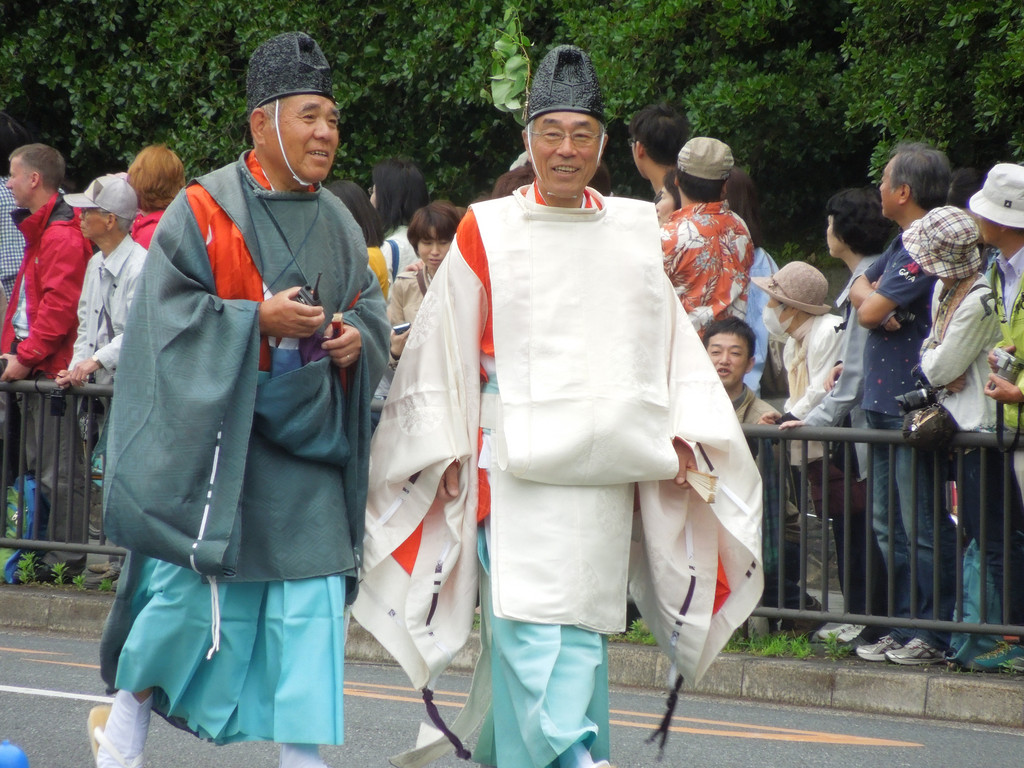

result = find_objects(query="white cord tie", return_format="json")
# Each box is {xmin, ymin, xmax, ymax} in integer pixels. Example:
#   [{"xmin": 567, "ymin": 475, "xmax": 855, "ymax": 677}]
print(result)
[{"xmin": 206, "ymin": 576, "xmax": 221, "ymax": 660}]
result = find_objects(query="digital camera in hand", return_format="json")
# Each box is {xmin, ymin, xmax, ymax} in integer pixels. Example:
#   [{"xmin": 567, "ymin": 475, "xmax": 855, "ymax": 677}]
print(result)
[{"xmin": 992, "ymin": 347, "xmax": 1024, "ymax": 382}]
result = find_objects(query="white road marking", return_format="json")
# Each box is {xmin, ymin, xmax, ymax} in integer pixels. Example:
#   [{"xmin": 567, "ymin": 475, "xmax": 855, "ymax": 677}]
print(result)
[{"xmin": 0, "ymin": 684, "xmax": 112, "ymax": 704}]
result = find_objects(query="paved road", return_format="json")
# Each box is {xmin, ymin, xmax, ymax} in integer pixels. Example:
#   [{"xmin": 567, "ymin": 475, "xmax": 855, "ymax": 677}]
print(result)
[{"xmin": 1, "ymin": 628, "xmax": 1022, "ymax": 767}]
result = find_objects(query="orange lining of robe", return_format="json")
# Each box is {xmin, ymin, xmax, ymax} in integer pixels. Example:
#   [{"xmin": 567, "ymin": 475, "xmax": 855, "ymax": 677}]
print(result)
[{"xmin": 185, "ymin": 152, "xmax": 272, "ymax": 371}]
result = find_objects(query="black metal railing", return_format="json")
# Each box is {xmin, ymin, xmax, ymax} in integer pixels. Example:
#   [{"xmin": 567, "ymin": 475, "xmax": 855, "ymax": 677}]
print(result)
[
  {"xmin": 3, "ymin": 381, "xmax": 1022, "ymax": 642},
  {"xmin": 0, "ymin": 381, "xmax": 124, "ymax": 570},
  {"xmin": 745, "ymin": 423, "xmax": 1024, "ymax": 638}
]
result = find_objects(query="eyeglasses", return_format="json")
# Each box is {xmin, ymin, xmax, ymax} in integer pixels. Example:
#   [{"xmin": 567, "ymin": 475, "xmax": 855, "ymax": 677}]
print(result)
[
  {"xmin": 80, "ymin": 208, "xmax": 111, "ymax": 219},
  {"xmin": 529, "ymin": 130, "xmax": 601, "ymax": 150},
  {"xmin": 627, "ymin": 138, "xmax": 637, "ymax": 149}
]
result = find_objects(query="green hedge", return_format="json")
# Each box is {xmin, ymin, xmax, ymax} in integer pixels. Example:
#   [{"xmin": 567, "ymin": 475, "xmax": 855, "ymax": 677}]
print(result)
[{"xmin": 2, "ymin": 0, "xmax": 1021, "ymax": 253}]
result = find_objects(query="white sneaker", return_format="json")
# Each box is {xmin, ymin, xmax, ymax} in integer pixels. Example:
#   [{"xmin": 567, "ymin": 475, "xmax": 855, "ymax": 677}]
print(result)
[
  {"xmin": 885, "ymin": 637, "xmax": 945, "ymax": 665},
  {"xmin": 815, "ymin": 623, "xmax": 864, "ymax": 643},
  {"xmin": 855, "ymin": 633, "xmax": 904, "ymax": 661}
]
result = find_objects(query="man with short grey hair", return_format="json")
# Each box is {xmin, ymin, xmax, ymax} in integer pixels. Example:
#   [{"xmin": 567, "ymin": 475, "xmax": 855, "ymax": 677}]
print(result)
[
  {"xmin": 58, "ymin": 174, "xmax": 146, "ymax": 392},
  {"xmin": 851, "ymin": 141, "xmax": 955, "ymax": 666}
]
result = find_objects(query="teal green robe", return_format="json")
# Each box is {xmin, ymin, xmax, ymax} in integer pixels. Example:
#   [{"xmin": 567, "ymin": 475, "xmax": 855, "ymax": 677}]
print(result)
[{"xmin": 102, "ymin": 153, "xmax": 389, "ymax": 584}]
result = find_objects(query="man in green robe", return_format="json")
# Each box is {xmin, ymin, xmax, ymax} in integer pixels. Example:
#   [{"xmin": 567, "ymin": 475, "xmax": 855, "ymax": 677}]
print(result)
[{"xmin": 89, "ymin": 32, "xmax": 389, "ymax": 768}]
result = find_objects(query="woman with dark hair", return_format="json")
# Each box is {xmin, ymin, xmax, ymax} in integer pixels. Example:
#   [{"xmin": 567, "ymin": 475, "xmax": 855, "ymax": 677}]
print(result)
[
  {"xmin": 725, "ymin": 167, "xmax": 779, "ymax": 395},
  {"xmin": 388, "ymin": 201, "xmax": 462, "ymax": 363},
  {"xmin": 127, "ymin": 144, "xmax": 185, "ymax": 248},
  {"xmin": 327, "ymin": 180, "xmax": 390, "ymax": 299},
  {"xmin": 370, "ymin": 157, "xmax": 430, "ymax": 280},
  {"xmin": 778, "ymin": 186, "xmax": 893, "ymax": 645}
]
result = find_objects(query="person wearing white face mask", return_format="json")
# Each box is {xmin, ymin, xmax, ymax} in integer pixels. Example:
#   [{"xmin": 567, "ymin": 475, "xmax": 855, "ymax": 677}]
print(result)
[{"xmin": 754, "ymin": 262, "xmax": 843, "ymax": 428}]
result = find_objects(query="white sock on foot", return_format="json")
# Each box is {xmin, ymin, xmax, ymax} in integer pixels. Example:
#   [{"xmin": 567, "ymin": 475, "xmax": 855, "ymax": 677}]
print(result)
[
  {"xmin": 558, "ymin": 741, "xmax": 598, "ymax": 768},
  {"xmin": 96, "ymin": 689, "xmax": 152, "ymax": 768},
  {"xmin": 279, "ymin": 743, "xmax": 329, "ymax": 768}
]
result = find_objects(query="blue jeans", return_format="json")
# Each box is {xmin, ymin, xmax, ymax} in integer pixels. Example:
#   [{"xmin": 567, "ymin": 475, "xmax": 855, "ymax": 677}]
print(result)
[
  {"xmin": 957, "ymin": 447, "xmax": 1024, "ymax": 626},
  {"xmin": 865, "ymin": 410, "xmax": 956, "ymax": 648}
]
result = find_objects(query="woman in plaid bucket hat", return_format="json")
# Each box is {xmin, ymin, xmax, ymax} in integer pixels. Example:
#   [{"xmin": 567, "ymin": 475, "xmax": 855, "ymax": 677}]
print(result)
[{"xmin": 906, "ymin": 204, "xmax": 1024, "ymax": 670}]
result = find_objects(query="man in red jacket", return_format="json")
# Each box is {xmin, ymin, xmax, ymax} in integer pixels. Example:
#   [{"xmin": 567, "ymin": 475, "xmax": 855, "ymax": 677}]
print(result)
[{"xmin": 2, "ymin": 143, "xmax": 90, "ymax": 578}]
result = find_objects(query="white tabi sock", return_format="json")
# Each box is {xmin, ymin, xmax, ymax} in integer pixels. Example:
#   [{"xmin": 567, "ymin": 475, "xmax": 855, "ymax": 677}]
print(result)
[
  {"xmin": 96, "ymin": 689, "xmax": 152, "ymax": 768},
  {"xmin": 279, "ymin": 743, "xmax": 330, "ymax": 768},
  {"xmin": 559, "ymin": 741, "xmax": 600, "ymax": 768}
]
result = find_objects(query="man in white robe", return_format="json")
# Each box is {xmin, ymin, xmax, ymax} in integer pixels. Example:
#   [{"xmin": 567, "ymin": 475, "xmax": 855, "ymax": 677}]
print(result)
[{"xmin": 354, "ymin": 45, "xmax": 762, "ymax": 768}]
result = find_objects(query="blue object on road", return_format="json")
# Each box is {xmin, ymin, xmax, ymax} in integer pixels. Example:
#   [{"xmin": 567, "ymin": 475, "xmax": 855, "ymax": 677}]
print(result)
[{"xmin": 0, "ymin": 739, "xmax": 29, "ymax": 768}]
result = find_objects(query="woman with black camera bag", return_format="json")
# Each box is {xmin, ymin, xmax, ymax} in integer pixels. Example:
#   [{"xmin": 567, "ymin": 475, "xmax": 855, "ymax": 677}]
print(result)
[{"xmin": 906, "ymin": 205, "xmax": 1024, "ymax": 670}]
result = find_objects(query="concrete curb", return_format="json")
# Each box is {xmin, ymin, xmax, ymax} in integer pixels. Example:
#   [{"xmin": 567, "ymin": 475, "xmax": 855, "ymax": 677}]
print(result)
[{"xmin": 3, "ymin": 586, "xmax": 1022, "ymax": 729}]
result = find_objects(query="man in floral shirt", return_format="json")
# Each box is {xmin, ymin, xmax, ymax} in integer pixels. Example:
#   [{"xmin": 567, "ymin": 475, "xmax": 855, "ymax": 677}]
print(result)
[{"xmin": 660, "ymin": 136, "xmax": 754, "ymax": 335}]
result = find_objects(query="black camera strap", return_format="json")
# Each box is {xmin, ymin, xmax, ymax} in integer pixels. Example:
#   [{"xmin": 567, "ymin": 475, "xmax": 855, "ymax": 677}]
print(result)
[{"xmin": 996, "ymin": 403, "xmax": 1023, "ymax": 453}]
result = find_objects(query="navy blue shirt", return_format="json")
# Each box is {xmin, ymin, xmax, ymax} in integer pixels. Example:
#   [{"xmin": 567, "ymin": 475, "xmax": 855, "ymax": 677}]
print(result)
[{"xmin": 860, "ymin": 235, "xmax": 936, "ymax": 416}]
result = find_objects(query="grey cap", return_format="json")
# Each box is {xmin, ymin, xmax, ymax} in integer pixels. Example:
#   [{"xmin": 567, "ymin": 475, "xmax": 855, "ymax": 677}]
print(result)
[
  {"xmin": 246, "ymin": 32, "xmax": 333, "ymax": 116},
  {"xmin": 525, "ymin": 45, "xmax": 605, "ymax": 124},
  {"xmin": 64, "ymin": 175, "xmax": 138, "ymax": 220}
]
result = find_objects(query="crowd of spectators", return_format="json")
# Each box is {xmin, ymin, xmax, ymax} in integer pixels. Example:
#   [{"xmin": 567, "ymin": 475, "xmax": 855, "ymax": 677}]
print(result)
[{"xmin": 4, "ymin": 91, "xmax": 1024, "ymax": 676}]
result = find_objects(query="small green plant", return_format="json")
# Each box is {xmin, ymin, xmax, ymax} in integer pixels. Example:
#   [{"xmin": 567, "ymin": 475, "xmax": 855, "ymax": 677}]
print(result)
[
  {"xmin": 724, "ymin": 631, "xmax": 813, "ymax": 659},
  {"xmin": 99, "ymin": 577, "xmax": 115, "ymax": 592},
  {"xmin": 72, "ymin": 573, "xmax": 87, "ymax": 590},
  {"xmin": 621, "ymin": 618, "xmax": 657, "ymax": 646},
  {"xmin": 50, "ymin": 561, "xmax": 69, "ymax": 586},
  {"xmin": 15, "ymin": 552, "xmax": 38, "ymax": 584},
  {"xmin": 822, "ymin": 632, "xmax": 852, "ymax": 661}
]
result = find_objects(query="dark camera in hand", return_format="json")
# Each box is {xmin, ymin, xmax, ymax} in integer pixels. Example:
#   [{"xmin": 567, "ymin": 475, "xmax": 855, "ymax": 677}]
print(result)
[
  {"xmin": 893, "ymin": 308, "xmax": 916, "ymax": 325},
  {"xmin": 895, "ymin": 387, "xmax": 937, "ymax": 414},
  {"xmin": 895, "ymin": 366, "xmax": 937, "ymax": 413},
  {"xmin": 292, "ymin": 272, "xmax": 323, "ymax": 307}
]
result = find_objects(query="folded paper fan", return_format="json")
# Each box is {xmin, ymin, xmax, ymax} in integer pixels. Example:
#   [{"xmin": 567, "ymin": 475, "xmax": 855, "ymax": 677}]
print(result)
[{"xmin": 686, "ymin": 469, "xmax": 717, "ymax": 503}]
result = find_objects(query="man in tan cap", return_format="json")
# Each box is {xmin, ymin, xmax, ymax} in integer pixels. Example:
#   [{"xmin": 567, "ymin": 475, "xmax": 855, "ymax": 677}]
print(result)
[{"xmin": 660, "ymin": 136, "xmax": 754, "ymax": 335}]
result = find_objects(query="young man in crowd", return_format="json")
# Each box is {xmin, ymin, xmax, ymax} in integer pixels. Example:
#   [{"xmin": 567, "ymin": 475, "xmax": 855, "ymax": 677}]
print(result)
[
  {"xmin": 628, "ymin": 103, "xmax": 689, "ymax": 195},
  {"xmin": 2, "ymin": 143, "xmax": 91, "ymax": 580}
]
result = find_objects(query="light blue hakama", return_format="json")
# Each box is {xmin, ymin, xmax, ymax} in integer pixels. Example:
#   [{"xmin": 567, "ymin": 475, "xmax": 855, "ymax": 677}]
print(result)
[
  {"xmin": 475, "ymin": 529, "xmax": 611, "ymax": 768},
  {"xmin": 115, "ymin": 556, "xmax": 347, "ymax": 745}
]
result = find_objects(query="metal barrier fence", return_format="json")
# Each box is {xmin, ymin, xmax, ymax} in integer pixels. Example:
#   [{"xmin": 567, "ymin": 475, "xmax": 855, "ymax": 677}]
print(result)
[
  {"xmin": 0, "ymin": 380, "xmax": 123, "ymax": 570},
  {"xmin": 745, "ymin": 422, "xmax": 1024, "ymax": 639},
  {"xmin": 3, "ymin": 382, "xmax": 1022, "ymax": 642}
]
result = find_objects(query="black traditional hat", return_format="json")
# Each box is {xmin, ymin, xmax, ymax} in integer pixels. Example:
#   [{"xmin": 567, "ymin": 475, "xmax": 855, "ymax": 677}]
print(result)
[
  {"xmin": 246, "ymin": 32, "xmax": 333, "ymax": 115},
  {"xmin": 525, "ymin": 45, "xmax": 604, "ymax": 124}
]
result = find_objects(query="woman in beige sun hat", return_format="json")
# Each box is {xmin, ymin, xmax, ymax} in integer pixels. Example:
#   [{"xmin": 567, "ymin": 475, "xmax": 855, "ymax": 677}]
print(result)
[{"xmin": 752, "ymin": 261, "xmax": 843, "ymax": 429}]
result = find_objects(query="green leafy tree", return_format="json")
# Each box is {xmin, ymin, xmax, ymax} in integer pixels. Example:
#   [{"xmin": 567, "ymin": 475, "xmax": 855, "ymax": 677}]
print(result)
[{"xmin": 1, "ymin": 0, "xmax": 1021, "ymax": 253}]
